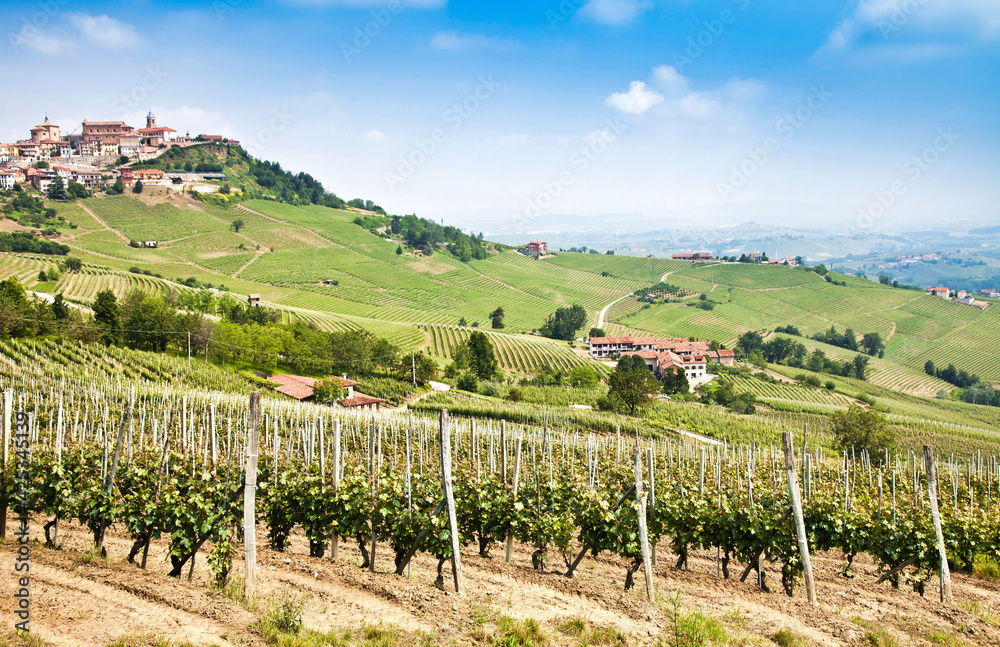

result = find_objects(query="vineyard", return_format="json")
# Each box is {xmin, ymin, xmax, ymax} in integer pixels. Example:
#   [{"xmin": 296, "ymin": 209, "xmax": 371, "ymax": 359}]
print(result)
[
  {"xmin": 423, "ymin": 324, "xmax": 597, "ymax": 374},
  {"xmin": 2, "ymin": 350, "xmax": 1000, "ymax": 645}
]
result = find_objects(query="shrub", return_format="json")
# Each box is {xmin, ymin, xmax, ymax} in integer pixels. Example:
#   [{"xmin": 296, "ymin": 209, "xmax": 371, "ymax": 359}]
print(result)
[
  {"xmin": 507, "ymin": 387, "xmax": 523, "ymax": 402},
  {"xmin": 825, "ymin": 381, "xmax": 836, "ymax": 391},
  {"xmin": 456, "ymin": 373, "xmax": 478, "ymax": 393},
  {"xmin": 479, "ymin": 381, "xmax": 505, "ymax": 398}
]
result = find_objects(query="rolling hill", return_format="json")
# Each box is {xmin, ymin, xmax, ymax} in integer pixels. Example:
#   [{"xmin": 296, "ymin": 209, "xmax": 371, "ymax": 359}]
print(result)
[{"xmin": 4, "ymin": 182, "xmax": 999, "ymax": 395}]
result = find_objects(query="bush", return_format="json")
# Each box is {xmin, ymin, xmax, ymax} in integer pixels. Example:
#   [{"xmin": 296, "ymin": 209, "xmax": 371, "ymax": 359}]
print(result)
[
  {"xmin": 456, "ymin": 373, "xmax": 478, "ymax": 393},
  {"xmin": 825, "ymin": 381, "xmax": 836, "ymax": 391},
  {"xmin": 507, "ymin": 387, "xmax": 523, "ymax": 402},
  {"xmin": 479, "ymin": 381, "xmax": 505, "ymax": 398}
]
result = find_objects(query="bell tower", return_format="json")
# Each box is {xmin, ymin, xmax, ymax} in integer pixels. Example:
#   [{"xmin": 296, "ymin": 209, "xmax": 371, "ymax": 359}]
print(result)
[{"xmin": 146, "ymin": 111, "xmax": 156, "ymax": 129}]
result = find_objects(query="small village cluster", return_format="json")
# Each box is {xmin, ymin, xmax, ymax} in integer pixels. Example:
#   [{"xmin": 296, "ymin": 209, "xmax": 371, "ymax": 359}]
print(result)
[
  {"xmin": 923, "ymin": 286, "xmax": 994, "ymax": 308},
  {"xmin": 671, "ymin": 252, "xmax": 799, "ymax": 265},
  {"xmin": 588, "ymin": 335, "xmax": 735, "ymax": 381},
  {"xmin": 0, "ymin": 114, "xmax": 236, "ymax": 193}
]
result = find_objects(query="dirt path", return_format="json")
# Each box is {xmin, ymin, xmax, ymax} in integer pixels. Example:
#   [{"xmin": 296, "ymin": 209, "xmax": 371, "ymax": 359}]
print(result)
[
  {"xmin": 234, "ymin": 252, "xmax": 263, "ymax": 278},
  {"xmin": 76, "ymin": 201, "xmax": 130, "ymax": 243},
  {"xmin": 597, "ymin": 294, "xmax": 632, "ymax": 328}
]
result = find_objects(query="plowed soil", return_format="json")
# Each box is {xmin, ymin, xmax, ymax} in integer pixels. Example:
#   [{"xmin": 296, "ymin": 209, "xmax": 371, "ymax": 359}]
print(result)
[{"xmin": 1, "ymin": 514, "xmax": 997, "ymax": 646}]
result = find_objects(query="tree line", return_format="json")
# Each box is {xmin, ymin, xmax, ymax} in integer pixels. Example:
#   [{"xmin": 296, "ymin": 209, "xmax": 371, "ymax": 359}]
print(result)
[{"xmin": 0, "ymin": 278, "xmax": 436, "ymax": 384}]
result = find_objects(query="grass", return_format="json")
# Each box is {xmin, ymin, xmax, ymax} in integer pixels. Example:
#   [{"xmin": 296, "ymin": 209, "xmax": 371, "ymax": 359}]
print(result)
[
  {"xmin": 659, "ymin": 592, "xmax": 729, "ymax": 647},
  {"xmin": 556, "ymin": 618, "xmax": 627, "ymax": 646},
  {"xmin": 973, "ymin": 555, "xmax": 1000, "ymax": 579},
  {"xmin": 852, "ymin": 618, "xmax": 901, "ymax": 647},
  {"xmin": 771, "ymin": 628, "xmax": 806, "ymax": 647},
  {"xmin": 0, "ymin": 631, "xmax": 55, "ymax": 647}
]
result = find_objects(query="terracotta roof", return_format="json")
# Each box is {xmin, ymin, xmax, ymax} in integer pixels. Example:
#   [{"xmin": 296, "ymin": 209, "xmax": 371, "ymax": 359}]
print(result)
[
  {"xmin": 268, "ymin": 374, "xmax": 317, "ymax": 400},
  {"xmin": 714, "ymin": 349, "xmax": 735, "ymax": 357},
  {"xmin": 590, "ymin": 336, "xmax": 633, "ymax": 345},
  {"xmin": 629, "ymin": 351, "xmax": 659, "ymax": 359},
  {"xmin": 339, "ymin": 393, "xmax": 384, "ymax": 408},
  {"xmin": 137, "ymin": 127, "xmax": 177, "ymax": 133}
]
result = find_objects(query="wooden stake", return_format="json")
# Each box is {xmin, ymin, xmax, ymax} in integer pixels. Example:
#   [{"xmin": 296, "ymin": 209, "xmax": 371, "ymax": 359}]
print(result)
[
  {"xmin": 782, "ymin": 432, "xmax": 816, "ymax": 605},
  {"xmin": 923, "ymin": 445, "xmax": 953, "ymax": 604},
  {"xmin": 505, "ymin": 433, "xmax": 522, "ymax": 564},
  {"xmin": 244, "ymin": 392, "xmax": 261, "ymax": 598},
  {"xmin": 439, "ymin": 410, "xmax": 463, "ymax": 594}
]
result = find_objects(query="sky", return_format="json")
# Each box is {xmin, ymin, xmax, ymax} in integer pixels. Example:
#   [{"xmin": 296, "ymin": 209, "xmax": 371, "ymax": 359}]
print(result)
[{"xmin": 2, "ymin": 0, "xmax": 999, "ymax": 237}]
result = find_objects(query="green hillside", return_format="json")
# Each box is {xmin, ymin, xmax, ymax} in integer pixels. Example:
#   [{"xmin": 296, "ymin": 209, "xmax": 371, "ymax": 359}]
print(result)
[
  {"xmin": 612, "ymin": 261, "xmax": 1000, "ymax": 390},
  {"xmin": 4, "ymin": 188, "xmax": 999, "ymax": 394}
]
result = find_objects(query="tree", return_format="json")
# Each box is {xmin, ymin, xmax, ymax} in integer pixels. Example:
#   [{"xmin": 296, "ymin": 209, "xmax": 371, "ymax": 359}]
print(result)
[
  {"xmin": 313, "ymin": 377, "xmax": 347, "ymax": 405},
  {"xmin": 67, "ymin": 181, "xmax": 89, "ymax": 199},
  {"xmin": 64, "ymin": 257, "xmax": 82, "ymax": 272},
  {"xmin": 405, "ymin": 352, "xmax": 437, "ymax": 385},
  {"xmin": 588, "ymin": 327, "xmax": 606, "ymax": 338},
  {"xmin": 52, "ymin": 293, "xmax": 69, "ymax": 320},
  {"xmin": 736, "ymin": 330, "xmax": 764, "ymax": 355},
  {"xmin": 396, "ymin": 245, "xmax": 403, "ymax": 256},
  {"xmin": 107, "ymin": 178, "xmax": 125, "ymax": 195},
  {"xmin": 132, "ymin": 180, "xmax": 144, "ymax": 194},
  {"xmin": 606, "ymin": 355, "xmax": 660, "ymax": 415},
  {"xmin": 924, "ymin": 360, "xmax": 936, "ymax": 376},
  {"xmin": 466, "ymin": 331, "xmax": 499, "ymax": 380},
  {"xmin": 661, "ymin": 367, "xmax": 689, "ymax": 396},
  {"xmin": 861, "ymin": 332, "xmax": 885, "ymax": 358},
  {"xmin": 851, "ymin": 354, "xmax": 870, "ymax": 381},
  {"xmin": 567, "ymin": 365, "xmax": 598, "ymax": 387},
  {"xmin": 540, "ymin": 304, "xmax": 587, "ymax": 341},
  {"xmin": 231, "ymin": 218, "xmax": 245, "ymax": 233},
  {"xmin": 489, "ymin": 306, "xmax": 505, "ymax": 329},
  {"xmin": 46, "ymin": 176, "xmax": 68, "ymax": 201},
  {"xmin": 831, "ymin": 405, "xmax": 895, "ymax": 460},
  {"xmin": 93, "ymin": 289, "xmax": 121, "ymax": 346},
  {"xmin": 37, "ymin": 270, "xmax": 48, "ymax": 282}
]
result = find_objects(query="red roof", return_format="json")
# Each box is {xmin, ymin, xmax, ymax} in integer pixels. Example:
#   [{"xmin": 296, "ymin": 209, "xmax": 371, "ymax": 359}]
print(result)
[
  {"xmin": 137, "ymin": 127, "xmax": 177, "ymax": 134},
  {"xmin": 269, "ymin": 374, "xmax": 317, "ymax": 400},
  {"xmin": 715, "ymin": 349, "xmax": 735, "ymax": 357},
  {"xmin": 590, "ymin": 337, "xmax": 634, "ymax": 345},
  {"xmin": 339, "ymin": 393, "xmax": 384, "ymax": 408}
]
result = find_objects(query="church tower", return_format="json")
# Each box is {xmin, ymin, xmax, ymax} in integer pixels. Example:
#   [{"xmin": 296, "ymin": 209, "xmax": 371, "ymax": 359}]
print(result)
[{"xmin": 146, "ymin": 111, "xmax": 156, "ymax": 129}]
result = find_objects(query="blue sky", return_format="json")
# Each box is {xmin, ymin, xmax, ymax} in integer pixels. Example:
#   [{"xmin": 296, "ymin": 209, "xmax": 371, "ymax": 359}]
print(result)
[{"xmin": 3, "ymin": 0, "xmax": 998, "ymax": 236}]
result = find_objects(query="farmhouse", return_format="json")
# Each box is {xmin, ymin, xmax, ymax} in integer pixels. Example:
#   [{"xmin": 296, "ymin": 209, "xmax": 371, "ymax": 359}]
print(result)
[
  {"xmin": 524, "ymin": 241, "xmax": 547, "ymax": 258},
  {"xmin": 267, "ymin": 374, "xmax": 384, "ymax": 410},
  {"xmin": 626, "ymin": 349, "xmax": 708, "ymax": 381},
  {"xmin": 925, "ymin": 286, "xmax": 950, "ymax": 299},
  {"xmin": 707, "ymin": 349, "xmax": 736, "ymax": 366},
  {"xmin": 589, "ymin": 335, "xmax": 712, "ymax": 359},
  {"xmin": 248, "ymin": 294, "xmax": 261, "ymax": 307}
]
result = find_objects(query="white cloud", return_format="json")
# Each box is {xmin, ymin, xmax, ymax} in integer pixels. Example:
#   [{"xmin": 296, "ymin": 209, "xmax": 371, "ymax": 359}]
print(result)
[
  {"xmin": 364, "ymin": 129, "xmax": 387, "ymax": 143},
  {"xmin": 429, "ymin": 31, "xmax": 517, "ymax": 52},
  {"xmin": 22, "ymin": 34, "xmax": 74, "ymax": 56},
  {"xmin": 818, "ymin": 0, "xmax": 1000, "ymax": 59},
  {"xmin": 69, "ymin": 14, "xmax": 141, "ymax": 50},
  {"xmin": 579, "ymin": 0, "xmax": 653, "ymax": 26},
  {"xmin": 604, "ymin": 81, "xmax": 664, "ymax": 115}
]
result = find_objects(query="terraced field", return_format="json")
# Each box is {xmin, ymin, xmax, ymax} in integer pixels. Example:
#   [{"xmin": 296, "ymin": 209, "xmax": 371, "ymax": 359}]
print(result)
[{"xmin": 423, "ymin": 324, "xmax": 598, "ymax": 374}]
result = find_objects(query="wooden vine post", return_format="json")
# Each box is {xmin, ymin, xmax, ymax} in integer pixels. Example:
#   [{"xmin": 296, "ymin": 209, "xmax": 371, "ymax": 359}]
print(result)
[
  {"xmin": 331, "ymin": 419, "xmax": 341, "ymax": 559},
  {"xmin": 1, "ymin": 389, "xmax": 11, "ymax": 539},
  {"xmin": 439, "ymin": 410, "xmax": 463, "ymax": 594},
  {"xmin": 781, "ymin": 432, "xmax": 816, "ymax": 605},
  {"xmin": 244, "ymin": 392, "xmax": 261, "ymax": 598},
  {"xmin": 98, "ymin": 391, "xmax": 134, "ymax": 551},
  {"xmin": 634, "ymin": 445, "xmax": 654, "ymax": 603},
  {"xmin": 923, "ymin": 445, "xmax": 953, "ymax": 604},
  {"xmin": 505, "ymin": 433, "xmax": 522, "ymax": 564}
]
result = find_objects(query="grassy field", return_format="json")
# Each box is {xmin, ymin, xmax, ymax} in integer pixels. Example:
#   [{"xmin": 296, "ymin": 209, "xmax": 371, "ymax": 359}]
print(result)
[{"xmin": 616, "ymin": 262, "xmax": 1000, "ymax": 384}]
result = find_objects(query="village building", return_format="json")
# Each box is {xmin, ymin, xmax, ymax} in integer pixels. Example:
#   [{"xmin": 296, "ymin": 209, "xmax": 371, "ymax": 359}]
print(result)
[
  {"xmin": 81, "ymin": 120, "xmax": 134, "ymax": 144},
  {"xmin": 136, "ymin": 112, "xmax": 177, "ymax": 147},
  {"xmin": 119, "ymin": 135, "xmax": 141, "ymax": 156},
  {"xmin": 133, "ymin": 168, "xmax": 165, "ymax": 181},
  {"xmin": 30, "ymin": 117, "xmax": 60, "ymax": 144},
  {"xmin": 925, "ymin": 286, "xmax": 950, "ymax": 299},
  {"xmin": 72, "ymin": 170, "xmax": 104, "ymax": 189},
  {"xmin": 0, "ymin": 170, "xmax": 15, "ymax": 190},
  {"xmin": 707, "ymin": 349, "xmax": 736, "ymax": 366},
  {"xmin": 248, "ymin": 293, "xmax": 261, "ymax": 307},
  {"xmin": 524, "ymin": 241, "xmax": 547, "ymax": 258},
  {"xmin": 671, "ymin": 252, "xmax": 714, "ymax": 260},
  {"xmin": 589, "ymin": 335, "xmax": 712, "ymax": 359}
]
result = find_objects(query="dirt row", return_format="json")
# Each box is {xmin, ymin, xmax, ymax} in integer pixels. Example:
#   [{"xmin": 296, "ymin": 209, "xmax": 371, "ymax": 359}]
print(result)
[{"xmin": 0, "ymin": 515, "xmax": 997, "ymax": 646}]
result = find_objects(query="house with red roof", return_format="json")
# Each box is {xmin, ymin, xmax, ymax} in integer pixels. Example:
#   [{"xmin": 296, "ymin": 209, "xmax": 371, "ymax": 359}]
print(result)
[
  {"xmin": 267, "ymin": 374, "xmax": 384, "ymax": 410},
  {"xmin": 925, "ymin": 286, "xmax": 950, "ymax": 300}
]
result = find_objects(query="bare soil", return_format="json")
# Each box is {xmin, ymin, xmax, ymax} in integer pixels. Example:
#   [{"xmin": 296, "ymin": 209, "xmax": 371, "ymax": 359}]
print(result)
[{"xmin": 1, "ymin": 515, "xmax": 997, "ymax": 646}]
